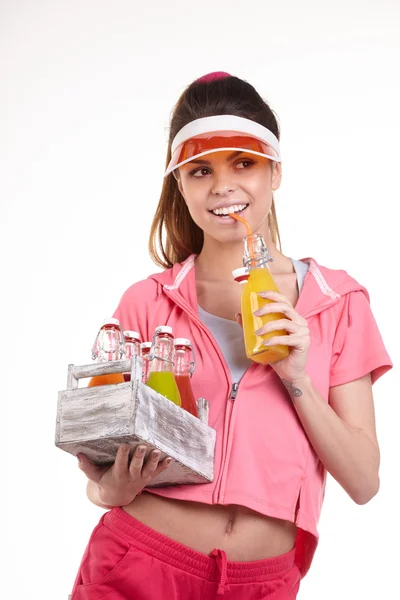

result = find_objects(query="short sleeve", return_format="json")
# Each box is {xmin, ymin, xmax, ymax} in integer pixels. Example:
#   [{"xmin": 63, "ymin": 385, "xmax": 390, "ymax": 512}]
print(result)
[
  {"xmin": 330, "ymin": 290, "xmax": 392, "ymax": 387},
  {"xmin": 111, "ymin": 280, "xmax": 158, "ymax": 343}
]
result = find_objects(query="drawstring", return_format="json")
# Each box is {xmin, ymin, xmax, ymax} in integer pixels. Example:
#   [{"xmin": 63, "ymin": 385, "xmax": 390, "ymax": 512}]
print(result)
[{"xmin": 210, "ymin": 548, "xmax": 231, "ymax": 595}]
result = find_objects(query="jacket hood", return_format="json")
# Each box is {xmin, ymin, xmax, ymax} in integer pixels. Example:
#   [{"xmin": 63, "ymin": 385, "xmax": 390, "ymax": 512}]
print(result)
[{"xmin": 148, "ymin": 254, "xmax": 368, "ymax": 319}]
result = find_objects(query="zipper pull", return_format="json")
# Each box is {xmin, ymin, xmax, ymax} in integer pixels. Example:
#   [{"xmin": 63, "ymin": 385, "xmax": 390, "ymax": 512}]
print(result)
[{"xmin": 230, "ymin": 382, "xmax": 239, "ymax": 400}]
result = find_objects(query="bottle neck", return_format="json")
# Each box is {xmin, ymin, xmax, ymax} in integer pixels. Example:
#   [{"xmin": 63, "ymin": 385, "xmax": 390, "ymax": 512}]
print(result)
[
  {"xmin": 141, "ymin": 357, "xmax": 151, "ymax": 383},
  {"xmin": 243, "ymin": 234, "xmax": 273, "ymax": 271},
  {"xmin": 245, "ymin": 254, "xmax": 272, "ymax": 271},
  {"xmin": 174, "ymin": 348, "xmax": 191, "ymax": 376},
  {"xmin": 149, "ymin": 335, "xmax": 175, "ymax": 373},
  {"xmin": 93, "ymin": 325, "xmax": 123, "ymax": 362},
  {"xmin": 124, "ymin": 340, "xmax": 140, "ymax": 360}
]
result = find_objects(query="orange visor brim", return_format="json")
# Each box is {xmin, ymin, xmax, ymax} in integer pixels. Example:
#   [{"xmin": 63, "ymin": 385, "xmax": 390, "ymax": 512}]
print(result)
[{"xmin": 164, "ymin": 132, "xmax": 280, "ymax": 177}]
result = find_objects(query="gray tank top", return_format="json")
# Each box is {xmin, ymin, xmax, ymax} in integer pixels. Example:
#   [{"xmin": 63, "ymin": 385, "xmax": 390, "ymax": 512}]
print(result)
[{"xmin": 198, "ymin": 259, "xmax": 309, "ymax": 383}]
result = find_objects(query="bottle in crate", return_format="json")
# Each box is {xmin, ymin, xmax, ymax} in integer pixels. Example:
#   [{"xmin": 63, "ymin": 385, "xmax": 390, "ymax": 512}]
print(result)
[
  {"xmin": 140, "ymin": 341, "xmax": 152, "ymax": 383},
  {"xmin": 88, "ymin": 318, "xmax": 125, "ymax": 387},
  {"xmin": 123, "ymin": 330, "xmax": 141, "ymax": 381},
  {"xmin": 146, "ymin": 326, "xmax": 182, "ymax": 406},
  {"xmin": 173, "ymin": 338, "xmax": 198, "ymax": 418}
]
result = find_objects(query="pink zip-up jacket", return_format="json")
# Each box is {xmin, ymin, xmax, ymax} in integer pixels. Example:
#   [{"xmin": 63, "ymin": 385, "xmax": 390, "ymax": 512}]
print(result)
[{"xmin": 113, "ymin": 254, "xmax": 392, "ymax": 578}]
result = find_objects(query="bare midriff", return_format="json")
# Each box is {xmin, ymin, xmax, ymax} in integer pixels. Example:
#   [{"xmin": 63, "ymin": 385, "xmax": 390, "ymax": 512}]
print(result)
[{"xmin": 123, "ymin": 492, "xmax": 297, "ymax": 561}]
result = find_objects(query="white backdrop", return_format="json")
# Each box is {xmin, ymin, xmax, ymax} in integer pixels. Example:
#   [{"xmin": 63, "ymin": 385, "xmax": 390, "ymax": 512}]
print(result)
[{"xmin": 2, "ymin": 1, "xmax": 399, "ymax": 598}]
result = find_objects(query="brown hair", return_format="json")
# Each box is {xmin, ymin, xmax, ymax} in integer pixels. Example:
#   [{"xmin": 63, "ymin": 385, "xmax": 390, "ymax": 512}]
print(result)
[{"xmin": 149, "ymin": 75, "xmax": 282, "ymax": 269}]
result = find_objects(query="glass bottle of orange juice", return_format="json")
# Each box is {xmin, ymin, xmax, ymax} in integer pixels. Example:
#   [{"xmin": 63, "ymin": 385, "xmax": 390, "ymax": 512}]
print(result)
[
  {"xmin": 233, "ymin": 234, "xmax": 289, "ymax": 365},
  {"xmin": 146, "ymin": 326, "xmax": 182, "ymax": 406},
  {"xmin": 88, "ymin": 318, "xmax": 125, "ymax": 387}
]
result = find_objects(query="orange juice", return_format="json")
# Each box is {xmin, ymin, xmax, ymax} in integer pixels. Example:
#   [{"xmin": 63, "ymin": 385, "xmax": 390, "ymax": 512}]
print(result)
[
  {"xmin": 146, "ymin": 371, "xmax": 182, "ymax": 406},
  {"xmin": 88, "ymin": 372, "xmax": 125, "ymax": 387},
  {"xmin": 229, "ymin": 214, "xmax": 289, "ymax": 365},
  {"xmin": 242, "ymin": 266, "xmax": 289, "ymax": 364}
]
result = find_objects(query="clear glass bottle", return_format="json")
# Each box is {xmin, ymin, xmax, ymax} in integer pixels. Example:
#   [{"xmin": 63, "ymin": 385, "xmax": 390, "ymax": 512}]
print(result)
[
  {"xmin": 88, "ymin": 317, "xmax": 125, "ymax": 386},
  {"xmin": 146, "ymin": 326, "xmax": 181, "ymax": 406},
  {"xmin": 173, "ymin": 338, "xmax": 198, "ymax": 417},
  {"xmin": 235, "ymin": 233, "xmax": 289, "ymax": 364},
  {"xmin": 123, "ymin": 330, "xmax": 141, "ymax": 381},
  {"xmin": 140, "ymin": 341, "xmax": 152, "ymax": 383}
]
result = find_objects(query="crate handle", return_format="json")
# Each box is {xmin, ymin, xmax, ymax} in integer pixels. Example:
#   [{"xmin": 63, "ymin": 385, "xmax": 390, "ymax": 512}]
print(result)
[{"xmin": 67, "ymin": 358, "xmax": 140, "ymax": 389}]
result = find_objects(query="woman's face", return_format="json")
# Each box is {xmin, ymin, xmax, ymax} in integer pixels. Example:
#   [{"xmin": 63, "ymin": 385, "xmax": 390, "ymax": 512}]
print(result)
[{"xmin": 177, "ymin": 150, "xmax": 282, "ymax": 244}]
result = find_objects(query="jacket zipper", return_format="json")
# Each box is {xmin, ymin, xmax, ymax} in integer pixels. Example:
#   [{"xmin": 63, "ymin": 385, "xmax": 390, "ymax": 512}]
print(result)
[
  {"xmin": 161, "ymin": 287, "xmax": 253, "ymax": 502},
  {"xmin": 214, "ymin": 380, "xmax": 242, "ymax": 504},
  {"xmin": 230, "ymin": 382, "xmax": 239, "ymax": 400}
]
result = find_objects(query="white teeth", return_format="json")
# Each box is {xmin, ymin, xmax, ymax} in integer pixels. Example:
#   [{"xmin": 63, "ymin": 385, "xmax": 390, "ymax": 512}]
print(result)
[{"xmin": 212, "ymin": 204, "xmax": 247, "ymax": 216}]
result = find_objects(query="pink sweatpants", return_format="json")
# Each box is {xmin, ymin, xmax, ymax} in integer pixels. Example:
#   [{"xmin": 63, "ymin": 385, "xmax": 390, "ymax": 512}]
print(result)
[{"xmin": 71, "ymin": 507, "xmax": 301, "ymax": 599}]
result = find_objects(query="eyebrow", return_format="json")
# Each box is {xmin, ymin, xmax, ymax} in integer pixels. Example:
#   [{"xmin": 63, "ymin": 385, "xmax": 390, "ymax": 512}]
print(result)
[{"xmin": 188, "ymin": 151, "xmax": 245, "ymax": 165}]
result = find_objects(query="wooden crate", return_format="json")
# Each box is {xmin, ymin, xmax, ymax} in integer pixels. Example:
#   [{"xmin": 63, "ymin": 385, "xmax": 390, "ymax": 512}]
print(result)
[{"xmin": 55, "ymin": 356, "xmax": 216, "ymax": 486}]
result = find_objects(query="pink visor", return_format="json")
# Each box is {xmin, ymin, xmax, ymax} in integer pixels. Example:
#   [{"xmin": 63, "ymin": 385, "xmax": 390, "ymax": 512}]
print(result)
[{"xmin": 165, "ymin": 115, "xmax": 281, "ymax": 177}]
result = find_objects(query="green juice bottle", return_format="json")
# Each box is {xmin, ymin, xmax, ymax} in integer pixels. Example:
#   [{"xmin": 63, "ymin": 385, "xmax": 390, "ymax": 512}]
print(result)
[{"xmin": 146, "ymin": 326, "xmax": 182, "ymax": 406}]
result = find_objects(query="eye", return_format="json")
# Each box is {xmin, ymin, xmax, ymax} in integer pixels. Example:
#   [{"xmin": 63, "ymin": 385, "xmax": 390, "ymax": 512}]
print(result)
[
  {"xmin": 190, "ymin": 167, "xmax": 212, "ymax": 178},
  {"xmin": 235, "ymin": 159, "xmax": 255, "ymax": 169}
]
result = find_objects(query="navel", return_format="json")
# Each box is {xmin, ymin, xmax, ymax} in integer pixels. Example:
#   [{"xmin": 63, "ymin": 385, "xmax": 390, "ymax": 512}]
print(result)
[{"xmin": 225, "ymin": 518, "xmax": 234, "ymax": 535}]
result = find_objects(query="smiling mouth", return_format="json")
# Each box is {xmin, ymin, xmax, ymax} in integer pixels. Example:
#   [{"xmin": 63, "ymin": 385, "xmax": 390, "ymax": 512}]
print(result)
[{"xmin": 209, "ymin": 203, "xmax": 249, "ymax": 218}]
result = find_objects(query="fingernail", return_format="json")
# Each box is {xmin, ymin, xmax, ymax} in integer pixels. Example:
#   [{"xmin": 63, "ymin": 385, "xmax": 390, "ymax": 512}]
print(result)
[
  {"xmin": 253, "ymin": 309, "xmax": 262, "ymax": 316},
  {"xmin": 137, "ymin": 446, "xmax": 146, "ymax": 455},
  {"xmin": 255, "ymin": 328, "xmax": 263, "ymax": 335},
  {"xmin": 152, "ymin": 450, "xmax": 161, "ymax": 459},
  {"xmin": 165, "ymin": 457, "xmax": 173, "ymax": 465}
]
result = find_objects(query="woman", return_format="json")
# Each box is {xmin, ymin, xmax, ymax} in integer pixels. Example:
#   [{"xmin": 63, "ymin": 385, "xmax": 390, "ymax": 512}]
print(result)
[{"xmin": 72, "ymin": 71, "xmax": 392, "ymax": 599}]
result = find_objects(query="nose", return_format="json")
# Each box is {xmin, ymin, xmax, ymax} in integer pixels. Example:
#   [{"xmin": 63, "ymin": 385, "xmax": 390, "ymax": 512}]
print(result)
[{"xmin": 211, "ymin": 171, "xmax": 238, "ymax": 196}]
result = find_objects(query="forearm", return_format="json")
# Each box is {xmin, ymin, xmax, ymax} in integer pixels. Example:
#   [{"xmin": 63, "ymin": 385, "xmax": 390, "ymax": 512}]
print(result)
[{"xmin": 282, "ymin": 376, "xmax": 380, "ymax": 504}]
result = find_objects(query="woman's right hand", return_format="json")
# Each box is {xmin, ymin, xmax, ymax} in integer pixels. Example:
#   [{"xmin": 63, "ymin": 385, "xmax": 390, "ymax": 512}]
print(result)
[{"xmin": 77, "ymin": 444, "xmax": 173, "ymax": 507}]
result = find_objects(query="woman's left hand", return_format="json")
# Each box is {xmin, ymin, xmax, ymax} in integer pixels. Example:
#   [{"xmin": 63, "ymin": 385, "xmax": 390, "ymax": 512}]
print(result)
[{"xmin": 248, "ymin": 290, "xmax": 310, "ymax": 383}]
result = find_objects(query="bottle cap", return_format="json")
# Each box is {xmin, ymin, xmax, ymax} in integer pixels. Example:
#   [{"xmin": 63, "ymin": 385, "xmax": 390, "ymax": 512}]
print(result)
[
  {"xmin": 140, "ymin": 341, "xmax": 152, "ymax": 349},
  {"xmin": 123, "ymin": 330, "xmax": 140, "ymax": 341},
  {"xmin": 101, "ymin": 317, "xmax": 121, "ymax": 327},
  {"xmin": 155, "ymin": 325, "xmax": 173, "ymax": 335},
  {"xmin": 232, "ymin": 267, "xmax": 249, "ymax": 283},
  {"xmin": 174, "ymin": 338, "xmax": 191, "ymax": 346}
]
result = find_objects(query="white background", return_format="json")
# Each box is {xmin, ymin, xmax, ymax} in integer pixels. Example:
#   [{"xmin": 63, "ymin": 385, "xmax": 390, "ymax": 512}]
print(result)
[{"xmin": 2, "ymin": 1, "xmax": 399, "ymax": 598}]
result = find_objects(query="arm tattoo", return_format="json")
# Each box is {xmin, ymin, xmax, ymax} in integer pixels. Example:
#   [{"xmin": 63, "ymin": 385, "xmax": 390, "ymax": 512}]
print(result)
[{"xmin": 281, "ymin": 379, "xmax": 303, "ymax": 398}]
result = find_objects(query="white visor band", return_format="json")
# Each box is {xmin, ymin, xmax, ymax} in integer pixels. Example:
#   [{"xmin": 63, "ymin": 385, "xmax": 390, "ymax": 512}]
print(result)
[{"xmin": 165, "ymin": 115, "xmax": 281, "ymax": 177}]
